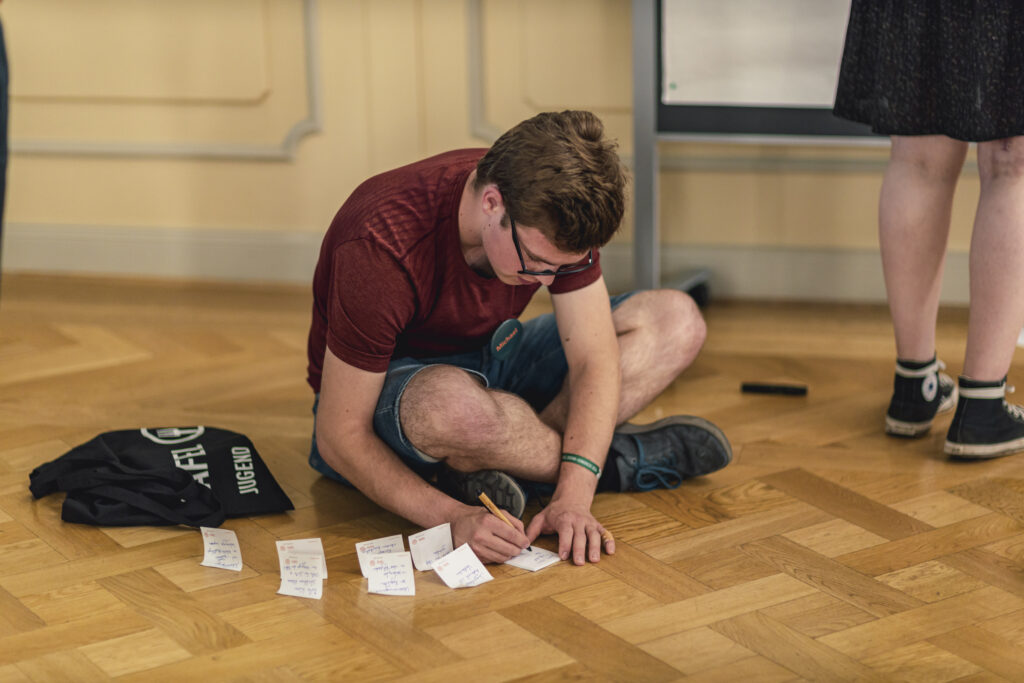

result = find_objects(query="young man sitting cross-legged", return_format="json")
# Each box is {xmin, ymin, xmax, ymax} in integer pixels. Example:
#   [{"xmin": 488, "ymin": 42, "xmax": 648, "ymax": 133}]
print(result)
[{"xmin": 306, "ymin": 110, "xmax": 731, "ymax": 565}]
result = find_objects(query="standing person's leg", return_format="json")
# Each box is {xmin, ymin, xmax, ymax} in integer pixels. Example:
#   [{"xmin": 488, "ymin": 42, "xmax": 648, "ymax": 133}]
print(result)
[
  {"xmin": 881, "ymin": 135, "xmax": 967, "ymax": 436},
  {"xmin": 882, "ymin": 135, "xmax": 968, "ymax": 358},
  {"xmin": 946, "ymin": 136, "xmax": 1024, "ymax": 458},
  {"xmin": 0, "ymin": 18, "xmax": 8, "ymax": 302},
  {"xmin": 962, "ymin": 138, "xmax": 1024, "ymax": 380}
]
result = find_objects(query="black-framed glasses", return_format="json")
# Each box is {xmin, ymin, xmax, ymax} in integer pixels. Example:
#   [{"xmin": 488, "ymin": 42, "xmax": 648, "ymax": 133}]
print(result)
[{"xmin": 509, "ymin": 216, "xmax": 594, "ymax": 277}]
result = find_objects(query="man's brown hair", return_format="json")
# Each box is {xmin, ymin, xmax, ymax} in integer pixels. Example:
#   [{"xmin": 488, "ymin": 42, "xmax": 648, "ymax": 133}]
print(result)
[{"xmin": 474, "ymin": 110, "xmax": 627, "ymax": 253}]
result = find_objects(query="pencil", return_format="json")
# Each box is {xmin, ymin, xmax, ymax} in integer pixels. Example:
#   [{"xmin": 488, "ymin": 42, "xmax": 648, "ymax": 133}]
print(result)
[{"xmin": 477, "ymin": 491, "xmax": 531, "ymax": 551}]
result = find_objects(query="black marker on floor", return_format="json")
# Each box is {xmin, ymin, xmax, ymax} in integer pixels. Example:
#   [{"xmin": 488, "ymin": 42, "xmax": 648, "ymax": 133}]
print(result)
[{"xmin": 741, "ymin": 382, "xmax": 808, "ymax": 396}]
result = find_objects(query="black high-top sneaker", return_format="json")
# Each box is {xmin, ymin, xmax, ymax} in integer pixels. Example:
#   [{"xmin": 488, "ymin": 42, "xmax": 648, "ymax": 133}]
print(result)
[
  {"xmin": 944, "ymin": 377, "xmax": 1024, "ymax": 459},
  {"xmin": 885, "ymin": 357, "xmax": 957, "ymax": 437}
]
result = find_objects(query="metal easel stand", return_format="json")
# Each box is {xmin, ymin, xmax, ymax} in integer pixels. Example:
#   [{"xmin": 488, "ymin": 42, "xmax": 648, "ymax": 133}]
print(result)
[{"xmin": 631, "ymin": 0, "xmax": 711, "ymax": 307}]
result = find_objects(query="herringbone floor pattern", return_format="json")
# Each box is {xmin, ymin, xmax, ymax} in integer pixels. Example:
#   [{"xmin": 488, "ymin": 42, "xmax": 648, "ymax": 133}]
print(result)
[{"xmin": 1, "ymin": 273, "xmax": 1023, "ymax": 681}]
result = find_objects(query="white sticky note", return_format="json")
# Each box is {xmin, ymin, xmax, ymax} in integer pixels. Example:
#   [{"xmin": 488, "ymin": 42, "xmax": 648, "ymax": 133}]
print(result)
[
  {"xmin": 505, "ymin": 545, "xmax": 561, "ymax": 572},
  {"xmin": 355, "ymin": 534, "xmax": 405, "ymax": 578},
  {"xmin": 277, "ymin": 550, "xmax": 323, "ymax": 600},
  {"xmin": 276, "ymin": 538, "xmax": 328, "ymax": 579},
  {"xmin": 365, "ymin": 551, "xmax": 416, "ymax": 596},
  {"xmin": 408, "ymin": 523, "xmax": 454, "ymax": 571},
  {"xmin": 199, "ymin": 526, "xmax": 243, "ymax": 571},
  {"xmin": 432, "ymin": 543, "xmax": 493, "ymax": 589}
]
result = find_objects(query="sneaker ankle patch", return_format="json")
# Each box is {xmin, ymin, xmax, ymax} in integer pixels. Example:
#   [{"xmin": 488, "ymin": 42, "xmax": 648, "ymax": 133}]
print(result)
[{"xmin": 921, "ymin": 372, "xmax": 938, "ymax": 402}]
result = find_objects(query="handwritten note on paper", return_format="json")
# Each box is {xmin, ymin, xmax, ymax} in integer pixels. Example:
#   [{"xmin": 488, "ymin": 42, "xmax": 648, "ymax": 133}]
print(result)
[
  {"xmin": 409, "ymin": 523, "xmax": 454, "ymax": 571},
  {"xmin": 199, "ymin": 526, "xmax": 243, "ymax": 571},
  {"xmin": 278, "ymin": 550, "xmax": 324, "ymax": 600},
  {"xmin": 505, "ymin": 545, "xmax": 561, "ymax": 572},
  {"xmin": 276, "ymin": 538, "xmax": 328, "ymax": 579},
  {"xmin": 365, "ymin": 552, "xmax": 416, "ymax": 596},
  {"xmin": 432, "ymin": 543, "xmax": 493, "ymax": 589},
  {"xmin": 355, "ymin": 534, "xmax": 405, "ymax": 578}
]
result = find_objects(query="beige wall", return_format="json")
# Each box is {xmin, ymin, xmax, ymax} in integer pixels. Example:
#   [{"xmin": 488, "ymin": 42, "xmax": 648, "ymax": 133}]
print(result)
[{"xmin": 1, "ymin": 0, "xmax": 979, "ymax": 300}]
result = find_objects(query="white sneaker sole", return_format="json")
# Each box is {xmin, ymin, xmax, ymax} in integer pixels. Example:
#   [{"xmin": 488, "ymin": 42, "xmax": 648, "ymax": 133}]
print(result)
[
  {"xmin": 944, "ymin": 436, "xmax": 1024, "ymax": 459},
  {"xmin": 885, "ymin": 417, "xmax": 934, "ymax": 437}
]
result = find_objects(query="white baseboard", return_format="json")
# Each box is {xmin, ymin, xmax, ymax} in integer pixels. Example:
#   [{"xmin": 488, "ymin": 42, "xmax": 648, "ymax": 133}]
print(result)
[
  {"xmin": 600, "ymin": 243, "xmax": 970, "ymax": 305},
  {"xmin": 3, "ymin": 222, "xmax": 323, "ymax": 285},
  {"xmin": 3, "ymin": 222, "xmax": 970, "ymax": 303}
]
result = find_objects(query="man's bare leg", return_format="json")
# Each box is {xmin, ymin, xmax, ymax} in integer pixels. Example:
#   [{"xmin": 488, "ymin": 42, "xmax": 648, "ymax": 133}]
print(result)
[
  {"xmin": 539, "ymin": 289, "xmax": 706, "ymax": 431},
  {"xmin": 399, "ymin": 289, "xmax": 707, "ymax": 481},
  {"xmin": 400, "ymin": 365, "xmax": 563, "ymax": 482}
]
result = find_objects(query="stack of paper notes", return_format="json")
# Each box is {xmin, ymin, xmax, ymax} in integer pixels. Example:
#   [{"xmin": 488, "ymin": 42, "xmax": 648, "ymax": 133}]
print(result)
[
  {"xmin": 200, "ymin": 527, "xmax": 243, "ymax": 572},
  {"xmin": 505, "ymin": 545, "xmax": 561, "ymax": 572},
  {"xmin": 355, "ymin": 534, "xmax": 415, "ymax": 596},
  {"xmin": 276, "ymin": 538, "xmax": 328, "ymax": 600}
]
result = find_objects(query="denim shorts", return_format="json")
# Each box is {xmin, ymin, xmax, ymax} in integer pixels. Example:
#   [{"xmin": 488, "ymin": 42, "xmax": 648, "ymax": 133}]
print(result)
[{"xmin": 309, "ymin": 291, "xmax": 637, "ymax": 485}]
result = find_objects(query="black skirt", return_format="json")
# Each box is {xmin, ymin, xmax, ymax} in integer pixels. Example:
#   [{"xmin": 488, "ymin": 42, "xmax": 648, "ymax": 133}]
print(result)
[{"xmin": 833, "ymin": 0, "xmax": 1024, "ymax": 142}]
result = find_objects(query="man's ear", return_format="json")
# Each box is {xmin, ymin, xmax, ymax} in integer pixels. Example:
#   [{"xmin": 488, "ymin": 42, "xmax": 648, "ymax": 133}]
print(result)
[{"xmin": 480, "ymin": 184, "xmax": 504, "ymax": 217}]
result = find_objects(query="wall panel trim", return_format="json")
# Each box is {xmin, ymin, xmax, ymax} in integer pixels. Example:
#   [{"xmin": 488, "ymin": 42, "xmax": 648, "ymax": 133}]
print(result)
[{"xmin": 10, "ymin": 0, "xmax": 323, "ymax": 161}]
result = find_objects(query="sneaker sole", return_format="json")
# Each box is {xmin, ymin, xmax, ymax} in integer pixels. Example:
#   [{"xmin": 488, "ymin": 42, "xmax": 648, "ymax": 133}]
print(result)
[
  {"xmin": 437, "ymin": 469, "xmax": 527, "ymax": 519},
  {"xmin": 885, "ymin": 383, "xmax": 958, "ymax": 437},
  {"xmin": 885, "ymin": 416, "xmax": 934, "ymax": 437},
  {"xmin": 944, "ymin": 435, "xmax": 1024, "ymax": 459},
  {"xmin": 616, "ymin": 415, "xmax": 733, "ymax": 467},
  {"xmin": 475, "ymin": 471, "xmax": 526, "ymax": 519}
]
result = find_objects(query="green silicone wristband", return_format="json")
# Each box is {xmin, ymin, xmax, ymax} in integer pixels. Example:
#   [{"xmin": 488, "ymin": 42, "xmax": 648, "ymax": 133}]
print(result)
[{"xmin": 561, "ymin": 453, "xmax": 601, "ymax": 477}]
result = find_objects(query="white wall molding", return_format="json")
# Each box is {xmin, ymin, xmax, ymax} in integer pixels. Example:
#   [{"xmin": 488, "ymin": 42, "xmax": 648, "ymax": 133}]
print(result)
[
  {"xmin": 11, "ymin": 0, "xmax": 322, "ymax": 161},
  {"xmin": 4, "ymin": 222, "xmax": 970, "ymax": 303},
  {"xmin": 466, "ymin": 0, "xmax": 503, "ymax": 143}
]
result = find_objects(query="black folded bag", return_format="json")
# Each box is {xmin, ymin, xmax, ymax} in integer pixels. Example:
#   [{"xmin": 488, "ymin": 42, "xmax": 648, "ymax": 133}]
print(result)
[{"xmin": 29, "ymin": 426, "xmax": 294, "ymax": 527}]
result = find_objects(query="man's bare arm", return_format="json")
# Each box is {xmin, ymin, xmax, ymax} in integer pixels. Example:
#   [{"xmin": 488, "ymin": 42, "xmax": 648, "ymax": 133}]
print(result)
[
  {"xmin": 317, "ymin": 347, "xmax": 529, "ymax": 562},
  {"xmin": 525, "ymin": 277, "xmax": 619, "ymax": 564}
]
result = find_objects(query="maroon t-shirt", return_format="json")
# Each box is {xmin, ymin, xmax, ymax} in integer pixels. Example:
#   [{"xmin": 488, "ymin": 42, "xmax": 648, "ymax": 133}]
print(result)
[{"xmin": 306, "ymin": 149, "xmax": 602, "ymax": 392}]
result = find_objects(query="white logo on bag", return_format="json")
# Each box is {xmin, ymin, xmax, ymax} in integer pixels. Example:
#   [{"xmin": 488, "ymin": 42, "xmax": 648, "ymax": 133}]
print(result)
[
  {"xmin": 232, "ymin": 446, "xmax": 260, "ymax": 495},
  {"xmin": 140, "ymin": 426, "xmax": 206, "ymax": 444},
  {"xmin": 171, "ymin": 444, "xmax": 211, "ymax": 488},
  {"xmin": 922, "ymin": 372, "xmax": 938, "ymax": 402}
]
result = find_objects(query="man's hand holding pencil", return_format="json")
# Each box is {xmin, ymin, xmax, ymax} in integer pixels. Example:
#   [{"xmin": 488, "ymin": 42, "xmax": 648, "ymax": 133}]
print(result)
[{"xmin": 450, "ymin": 494, "xmax": 531, "ymax": 564}]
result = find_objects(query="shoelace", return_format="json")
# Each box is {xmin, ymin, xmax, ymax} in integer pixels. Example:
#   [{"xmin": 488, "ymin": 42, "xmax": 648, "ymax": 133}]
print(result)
[
  {"xmin": 1003, "ymin": 385, "xmax": 1024, "ymax": 421},
  {"xmin": 628, "ymin": 434, "xmax": 684, "ymax": 491}
]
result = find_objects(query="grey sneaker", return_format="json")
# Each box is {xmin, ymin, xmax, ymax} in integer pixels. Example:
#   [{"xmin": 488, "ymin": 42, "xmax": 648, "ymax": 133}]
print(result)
[
  {"xmin": 435, "ymin": 467, "xmax": 526, "ymax": 519},
  {"xmin": 611, "ymin": 416, "xmax": 732, "ymax": 492}
]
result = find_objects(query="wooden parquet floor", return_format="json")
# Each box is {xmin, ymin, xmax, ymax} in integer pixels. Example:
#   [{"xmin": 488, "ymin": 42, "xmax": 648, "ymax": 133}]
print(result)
[{"xmin": 2, "ymin": 273, "xmax": 1024, "ymax": 681}]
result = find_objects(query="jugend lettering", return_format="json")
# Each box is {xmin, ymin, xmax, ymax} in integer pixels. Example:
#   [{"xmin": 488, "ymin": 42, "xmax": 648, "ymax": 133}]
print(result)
[
  {"xmin": 231, "ymin": 446, "xmax": 260, "ymax": 495},
  {"xmin": 171, "ymin": 444, "xmax": 211, "ymax": 488}
]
